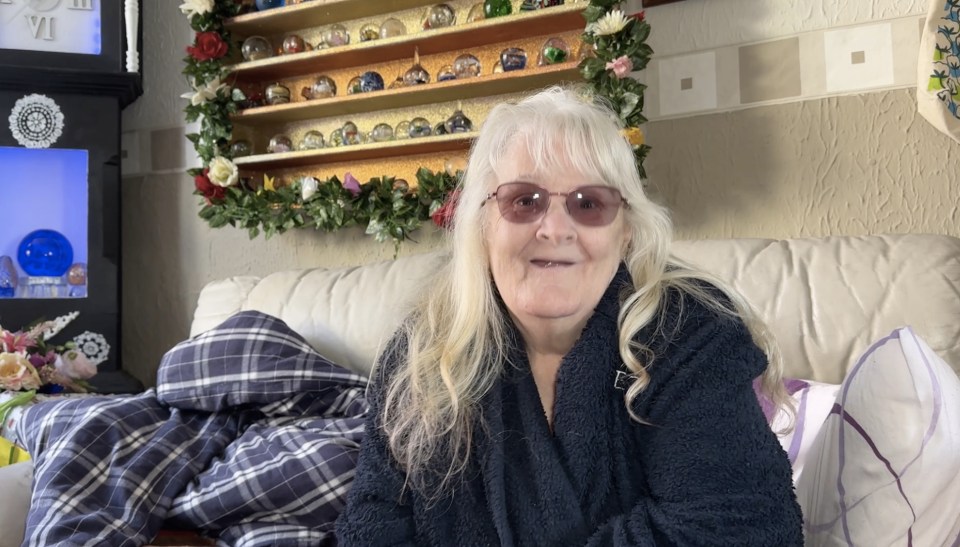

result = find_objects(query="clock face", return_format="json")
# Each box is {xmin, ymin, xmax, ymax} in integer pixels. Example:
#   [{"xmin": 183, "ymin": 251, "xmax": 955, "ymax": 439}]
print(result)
[{"xmin": 0, "ymin": 0, "xmax": 101, "ymax": 55}]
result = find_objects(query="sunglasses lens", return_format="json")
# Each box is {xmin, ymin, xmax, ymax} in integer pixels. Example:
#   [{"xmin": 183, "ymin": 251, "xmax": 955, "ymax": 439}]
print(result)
[
  {"xmin": 491, "ymin": 183, "xmax": 624, "ymax": 226},
  {"xmin": 567, "ymin": 187, "xmax": 623, "ymax": 226},
  {"xmin": 496, "ymin": 183, "xmax": 545, "ymax": 223}
]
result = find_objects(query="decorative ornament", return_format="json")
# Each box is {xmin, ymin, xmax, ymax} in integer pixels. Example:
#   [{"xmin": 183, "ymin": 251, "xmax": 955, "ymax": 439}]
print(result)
[
  {"xmin": 379, "ymin": 17, "xmax": 406, "ymax": 38},
  {"xmin": 444, "ymin": 106, "xmax": 473, "ymax": 133},
  {"xmin": 281, "ymin": 34, "xmax": 306, "ymax": 54},
  {"xmin": 484, "ymin": 0, "xmax": 511, "ymax": 18},
  {"xmin": 8, "ymin": 94, "xmax": 64, "ymax": 149},
  {"xmin": 437, "ymin": 65, "xmax": 456, "ymax": 81},
  {"xmin": 453, "ymin": 54, "xmax": 482, "ymax": 78},
  {"xmin": 423, "ymin": 4, "xmax": 456, "ymax": 29},
  {"xmin": 409, "ymin": 117, "xmax": 432, "ymax": 138},
  {"xmin": 301, "ymin": 75, "xmax": 337, "ymax": 100},
  {"xmin": 370, "ymin": 123, "xmax": 395, "ymax": 142},
  {"xmin": 267, "ymin": 134, "xmax": 293, "ymax": 153},
  {"xmin": 537, "ymin": 37, "xmax": 570, "ymax": 65},
  {"xmin": 241, "ymin": 36, "xmax": 273, "ymax": 61},
  {"xmin": 73, "ymin": 331, "xmax": 111, "ymax": 365},
  {"xmin": 18, "ymin": 229, "xmax": 73, "ymax": 276},
  {"xmin": 359, "ymin": 71, "xmax": 385, "ymax": 92},
  {"xmin": 360, "ymin": 23, "xmax": 380, "ymax": 41},
  {"xmin": 322, "ymin": 24, "xmax": 350, "ymax": 47},
  {"xmin": 299, "ymin": 130, "xmax": 325, "ymax": 150},
  {"xmin": 403, "ymin": 48, "xmax": 431, "ymax": 86},
  {"xmin": 500, "ymin": 47, "xmax": 527, "ymax": 71},
  {"xmin": 265, "ymin": 83, "xmax": 291, "ymax": 105}
]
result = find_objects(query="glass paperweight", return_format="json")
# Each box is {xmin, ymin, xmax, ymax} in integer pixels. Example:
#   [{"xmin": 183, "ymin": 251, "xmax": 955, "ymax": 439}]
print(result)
[
  {"xmin": 18, "ymin": 229, "xmax": 73, "ymax": 276},
  {"xmin": 241, "ymin": 36, "xmax": 273, "ymax": 62},
  {"xmin": 389, "ymin": 74, "xmax": 406, "ymax": 89},
  {"xmin": 408, "ymin": 117, "xmax": 432, "ymax": 138},
  {"xmin": 444, "ymin": 108, "xmax": 473, "ymax": 133},
  {"xmin": 403, "ymin": 49, "xmax": 431, "ymax": 86},
  {"xmin": 347, "ymin": 76, "xmax": 363, "ymax": 94},
  {"xmin": 453, "ymin": 53, "xmax": 482, "ymax": 78},
  {"xmin": 329, "ymin": 128, "xmax": 345, "ymax": 147},
  {"xmin": 493, "ymin": 60, "xmax": 504, "ymax": 73},
  {"xmin": 520, "ymin": 0, "xmax": 563, "ymax": 10},
  {"xmin": 267, "ymin": 134, "xmax": 293, "ymax": 153},
  {"xmin": 380, "ymin": 17, "xmax": 406, "ymax": 38},
  {"xmin": 342, "ymin": 121, "xmax": 361, "ymax": 145},
  {"xmin": 467, "ymin": 3, "xmax": 485, "ymax": 22},
  {"xmin": 359, "ymin": 23, "xmax": 380, "ymax": 41},
  {"xmin": 255, "ymin": 0, "xmax": 284, "ymax": 11},
  {"xmin": 0, "ymin": 255, "xmax": 17, "ymax": 298},
  {"xmin": 67, "ymin": 262, "xmax": 87, "ymax": 298},
  {"xmin": 359, "ymin": 71, "xmax": 385, "ymax": 92},
  {"xmin": 370, "ymin": 123, "xmax": 395, "ymax": 142},
  {"xmin": 299, "ymin": 130, "xmax": 325, "ymax": 150},
  {"xmin": 537, "ymin": 37, "xmax": 570, "ymax": 66},
  {"xmin": 265, "ymin": 83, "xmax": 291, "ymax": 105},
  {"xmin": 281, "ymin": 34, "xmax": 306, "ymax": 54},
  {"xmin": 301, "ymin": 75, "xmax": 337, "ymax": 100},
  {"xmin": 433, "ymin": 121, "xmax": 448, "ymax": 136},
  {"xmin": 484, "ymin": 0, "xmax": 512, "ymax": 18},
  {"xmin": 229, "ymin": 140, "xmax": 252, "ymax": 157},
  {"xmin": 322, "ymin": 24, "xmax": 350, "ymax": 48},
  {"xmin": 423, "ymin": 4, "xmax": 456, "ymax": 30},
  {"xmin": 437, "ymin": 65, "xmax": 456, "ymax": 81},
  {"xmin": 500, "ymin": 47, "xmax": 527, "ymax": 71},
  {"xmin": 395, "ymin": 120, "xmax": 412, "ymax": 139}
]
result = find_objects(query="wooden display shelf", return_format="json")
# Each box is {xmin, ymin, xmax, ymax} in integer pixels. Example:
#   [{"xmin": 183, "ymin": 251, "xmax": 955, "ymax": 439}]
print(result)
[
  {"xmin": 228, "ymin": 3, "xmax": 585, "ymax": 81},
  {"xmin": 225, "ymin": 0, "xmax": 442, "ymax": 35},
  {"xmin": 233, "ymin": 133, "xmax": 473, "ymax": 171},
  {"xmin": 232, "ymin": 62, "xmax": 581, "ymax": 125}
]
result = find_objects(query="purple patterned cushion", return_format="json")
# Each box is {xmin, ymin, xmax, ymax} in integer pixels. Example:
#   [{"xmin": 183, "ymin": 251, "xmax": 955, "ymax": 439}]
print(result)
[
  {"xmin": 795, "ymin": 327, "xmax": 960, "ymax": 545},
  {"xmin": 756, "ymin": 378, "xmax": 841, "ymax": 483}
]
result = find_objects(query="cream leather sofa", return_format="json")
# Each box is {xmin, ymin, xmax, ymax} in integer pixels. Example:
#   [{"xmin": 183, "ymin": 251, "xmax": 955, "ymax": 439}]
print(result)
[
  {"xmin": 192, "ymin": 233, "xmax": 960, "ymax": 381},
  {"xmin": 2, "ymin": 233, "xmax": 959, "ymax": 546}
]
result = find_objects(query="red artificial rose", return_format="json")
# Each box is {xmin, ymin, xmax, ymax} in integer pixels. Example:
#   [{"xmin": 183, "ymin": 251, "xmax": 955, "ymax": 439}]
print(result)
[
  {"xmin": 632, "ymin": 11, "xmax": 646, "ymax": 22},
  {"xmin": 431, "ymin": 188, "xmax": 460, "ymax": 230},
  {"xmin": 187, "ymin": 31, "xmax": 228, "ymax": 61},
  {"xmin": 195, "ymin": 168, "xmax": 226, "ymax": 202}
]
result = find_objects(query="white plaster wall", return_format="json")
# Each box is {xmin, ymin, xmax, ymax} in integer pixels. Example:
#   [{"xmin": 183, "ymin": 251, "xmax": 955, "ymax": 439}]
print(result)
[{"xmin": 626, "ymin": 0, "xmax": 927, "ymax": 56}]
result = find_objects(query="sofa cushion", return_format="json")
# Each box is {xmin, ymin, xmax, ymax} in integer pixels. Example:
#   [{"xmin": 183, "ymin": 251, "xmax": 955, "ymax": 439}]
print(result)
[
  {"xmin": 795, "ymin": 327, "xmax": 960, "ymax": 545},
  {"xmin": 191, "ymin": 234, "xmax": 960, "ymax": 382}
]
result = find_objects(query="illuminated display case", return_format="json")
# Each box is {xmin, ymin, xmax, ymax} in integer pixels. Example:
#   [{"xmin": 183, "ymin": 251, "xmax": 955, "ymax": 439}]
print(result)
[{"xmin": 0, "ymin": 0, "xmax": 142, "ymax": 392}]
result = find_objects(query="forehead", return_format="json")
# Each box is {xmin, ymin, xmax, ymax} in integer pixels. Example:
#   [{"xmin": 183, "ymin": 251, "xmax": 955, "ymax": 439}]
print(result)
[{"xmin": 491, "ymin": 137, "xmax": 602, "ymax": 187}]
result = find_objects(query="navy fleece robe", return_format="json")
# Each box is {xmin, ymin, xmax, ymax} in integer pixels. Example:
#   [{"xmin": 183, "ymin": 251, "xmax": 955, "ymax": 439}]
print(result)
[{"xmin": 336, "ymin": 267, "xmax": 804, "ymax": 546}]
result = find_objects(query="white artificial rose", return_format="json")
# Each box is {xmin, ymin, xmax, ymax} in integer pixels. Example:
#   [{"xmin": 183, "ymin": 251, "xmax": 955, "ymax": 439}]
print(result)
[
  {"xmin": 301, "ymin": 177, "xmax": 319, "ymax": 201},
  {"xmin": 179, "ymin": 0, "xmax": 215, "ymax": 18},
  {"xmin": 180, "ymin": 77, "xmax": 225, "ymax": 107},
  {"xmin": 207, "ymin": 156, "xmax": 239, "ymax": 188}
]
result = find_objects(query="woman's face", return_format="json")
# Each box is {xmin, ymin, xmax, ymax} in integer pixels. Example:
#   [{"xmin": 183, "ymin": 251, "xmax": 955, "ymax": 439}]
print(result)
[{"xmin": 484, "ymin": 145, "xmax": 630, "ymax": 335}]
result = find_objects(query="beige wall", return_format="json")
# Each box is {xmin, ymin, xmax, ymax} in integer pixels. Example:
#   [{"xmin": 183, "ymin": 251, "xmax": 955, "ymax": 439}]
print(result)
[{"xmin": 121, "ymin": 1, "xmax": 960, "ymax": 386}]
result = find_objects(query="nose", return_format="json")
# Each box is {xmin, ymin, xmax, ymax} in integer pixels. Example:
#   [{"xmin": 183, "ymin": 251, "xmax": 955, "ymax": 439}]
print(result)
[{"xmin": 536, "ymin": 195, "xmax": 577, "ymax": 242}]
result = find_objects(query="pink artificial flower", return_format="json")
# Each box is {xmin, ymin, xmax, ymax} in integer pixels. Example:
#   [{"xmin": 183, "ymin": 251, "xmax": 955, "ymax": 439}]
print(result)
[
  {"xmin": 56, "ymin": 350, "xmax": 98, "ymax": 380},
  {"xmin": 343, "ymin": 172, "xmax": 362, "ymax": 197},
  {"xmin": 0, "ymin": 352, "xmax": 42, "ymax": 391},
  {"xmin": 605, "ymin": 55, "xmax": 634, "ymax": 79},
  {"xmin": 1, "ymin": 330, "xmax": 32, "ymax": 354}
]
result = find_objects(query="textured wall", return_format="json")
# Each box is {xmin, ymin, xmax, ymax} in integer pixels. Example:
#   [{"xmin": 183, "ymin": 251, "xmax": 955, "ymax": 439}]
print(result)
[
  {"xmin": 120, "ymin": 1, "xmax": 958, "ymax": 386},
  {"xmin": 627, "ymin": 0, "xmax": 927, "ymax": 56},
  {"xmin": 645, "ymin": 89, "xmax": 960, "ymax": 239}
]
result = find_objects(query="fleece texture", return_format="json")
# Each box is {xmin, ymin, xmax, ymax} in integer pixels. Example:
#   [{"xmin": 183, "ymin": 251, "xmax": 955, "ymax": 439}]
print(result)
[{"xmin": 336, "ymin": 267, "xmax": 804, "ymax": 546}]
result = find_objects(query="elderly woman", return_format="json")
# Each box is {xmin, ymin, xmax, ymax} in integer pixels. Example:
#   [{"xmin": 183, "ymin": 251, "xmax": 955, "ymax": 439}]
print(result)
[{"xmin": 336, "ymin": 86, "xmax": 803, "ymax": 545}]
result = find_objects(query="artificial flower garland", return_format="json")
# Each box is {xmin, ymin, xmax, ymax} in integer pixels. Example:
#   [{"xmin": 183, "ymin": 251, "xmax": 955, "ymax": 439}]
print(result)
[{"xmin": 180, "ymin": 0, "xmax": 652, "ymax": 246}]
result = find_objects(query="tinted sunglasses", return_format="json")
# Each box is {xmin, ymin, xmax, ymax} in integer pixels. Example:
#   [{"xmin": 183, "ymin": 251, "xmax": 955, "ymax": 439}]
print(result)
[{"xmin": 484, "ymin": 182, "xmax": 628, "ymax": 226}]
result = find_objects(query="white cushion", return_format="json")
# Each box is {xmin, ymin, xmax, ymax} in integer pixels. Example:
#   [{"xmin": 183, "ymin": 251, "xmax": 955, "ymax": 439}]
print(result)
[
  {"xmin": 795, "ymin": 327, "xmax": 960, "ymax": 546},
  {"xmin": 0, "ymin": 461, "xmax": 32, "ymax": 547},
  {"xmin": 763, "ymin": 379, "xmax": 842, "ymax": 483},
  {"xmin": 191, "ymin": 234, "xmax": 960, "ymax": 381}
]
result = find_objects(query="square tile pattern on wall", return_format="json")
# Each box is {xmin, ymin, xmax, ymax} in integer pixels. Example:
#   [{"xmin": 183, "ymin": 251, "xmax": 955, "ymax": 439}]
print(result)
[
  {"xmin": 739, "ymin": 38, "xmax": 803, "ymax": 104},
  {"xmin": 823, "ymin": 23, "xmax": 895, "ymax": 93},
  {"xmin": 658, "ymin": 51, "xmax": 718, "ymax": 116}
]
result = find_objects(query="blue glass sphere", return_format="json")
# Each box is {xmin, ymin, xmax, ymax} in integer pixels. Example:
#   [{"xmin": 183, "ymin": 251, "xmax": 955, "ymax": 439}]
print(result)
[
  {"xmin": 359, "ymin": 71, "xmax": 385, "ymax": 93},
  {"xmin": 17, "ymin": 229, "xmax": 73, "ymax": 277},
  {"xmin": 255, "ymin": 0, "xmax": 285, "ymax": 11}
]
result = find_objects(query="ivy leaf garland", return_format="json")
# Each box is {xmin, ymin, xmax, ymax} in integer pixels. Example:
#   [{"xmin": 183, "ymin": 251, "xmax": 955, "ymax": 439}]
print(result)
[{"xmin": 182, "ymin": 1, "xmax": 652, "ymax": 246}]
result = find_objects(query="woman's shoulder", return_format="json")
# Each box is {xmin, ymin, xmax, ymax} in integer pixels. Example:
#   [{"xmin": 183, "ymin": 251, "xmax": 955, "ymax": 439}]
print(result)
[{"xmin": 641, "ymin": 278, "xmax": 766, "ymax": 385}]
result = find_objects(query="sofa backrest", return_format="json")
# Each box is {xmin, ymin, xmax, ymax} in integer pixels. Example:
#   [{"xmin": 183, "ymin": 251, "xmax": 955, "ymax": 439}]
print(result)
[{"xmin": 190, "ymin": 234, "xmax": 960, "ymax": 383}]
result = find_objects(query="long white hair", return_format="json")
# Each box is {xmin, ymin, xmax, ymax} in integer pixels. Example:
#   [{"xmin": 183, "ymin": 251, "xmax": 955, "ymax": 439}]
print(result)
[{"xmin": 380, "ymin": 86, "xmax": 789, "ymax": 499}]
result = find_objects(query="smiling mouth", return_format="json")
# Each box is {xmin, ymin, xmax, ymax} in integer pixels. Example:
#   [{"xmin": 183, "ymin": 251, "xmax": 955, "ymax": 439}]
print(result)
[{"xmin": 531, "ymin": 260, "xmax": 574, "ymax": 268}]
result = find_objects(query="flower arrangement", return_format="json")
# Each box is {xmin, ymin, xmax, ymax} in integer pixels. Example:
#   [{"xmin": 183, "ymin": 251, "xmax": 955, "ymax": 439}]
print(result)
[
  {"xmin": 180, "ymin": 0, "xmax": 651, "ymax": 244},
  {"xmin": 0, "ymin": 312, "xmax": 97, "ymax": 395}
]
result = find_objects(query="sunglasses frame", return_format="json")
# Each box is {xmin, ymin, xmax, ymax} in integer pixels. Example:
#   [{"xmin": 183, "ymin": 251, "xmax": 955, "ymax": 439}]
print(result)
[{"xmin": 483, "ymin": 182, "xmax": 629, "ymax": 227}]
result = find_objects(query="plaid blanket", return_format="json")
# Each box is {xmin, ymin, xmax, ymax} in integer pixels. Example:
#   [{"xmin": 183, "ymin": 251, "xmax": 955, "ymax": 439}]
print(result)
[{"xmin": 17, "ymin": 311, "xmax": 369, "ymax": 547}]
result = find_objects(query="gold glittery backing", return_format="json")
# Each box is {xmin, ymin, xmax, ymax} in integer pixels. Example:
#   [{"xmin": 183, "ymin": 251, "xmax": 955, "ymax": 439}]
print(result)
[{"xmin": 231, "ymin": 1, "xmax": 586, "ymax": 187}]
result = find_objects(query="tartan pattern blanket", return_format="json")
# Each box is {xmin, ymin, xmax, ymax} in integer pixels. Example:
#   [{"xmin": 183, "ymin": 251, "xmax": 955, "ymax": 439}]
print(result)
[{"xmin": 16, "ymin": 311, "xmax": 369, "ymax": 547}]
